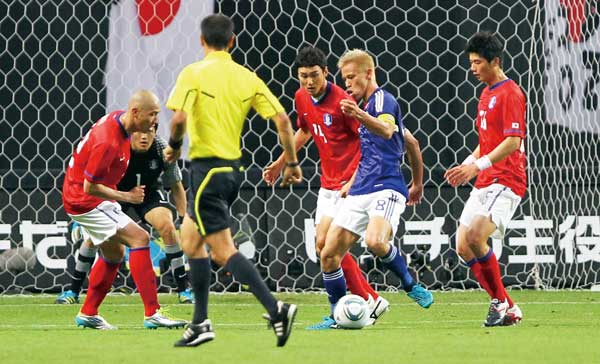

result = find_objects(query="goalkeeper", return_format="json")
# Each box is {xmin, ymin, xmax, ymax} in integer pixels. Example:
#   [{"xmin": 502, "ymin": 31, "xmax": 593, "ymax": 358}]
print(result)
[{"xmin": 56, "ymin": 125, "xmax": 194, "ymax": 304}]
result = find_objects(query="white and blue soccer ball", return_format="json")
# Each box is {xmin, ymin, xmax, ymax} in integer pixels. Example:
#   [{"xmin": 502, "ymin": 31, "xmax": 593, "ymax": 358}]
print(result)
[{"xmin": 333, "ymin": 294, "xmax": 370, "ymax": 329}]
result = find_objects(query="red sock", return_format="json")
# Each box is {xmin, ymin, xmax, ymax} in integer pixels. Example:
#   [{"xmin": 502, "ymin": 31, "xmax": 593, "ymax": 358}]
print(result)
[
  {"xmin": 468, "ymin": 260, "xmax": 493, "ymax": 297},
  {"xmin": 341, "ymin": 253, "xmax": 379, "ymax": 300},
  {"xmin": 80, "ymin": 258, "xmax": 119, "ymax": 316},
  {"xmin": 360, "ymin": 273, "xmax": 379, "ymax": 300},
  {"xmin": 129, "ymin": 247, "xmax": 160, "ymax": 316},
  {"xmin": 478, "ymin": 251, "xmax": 512, "ymax": 306}
]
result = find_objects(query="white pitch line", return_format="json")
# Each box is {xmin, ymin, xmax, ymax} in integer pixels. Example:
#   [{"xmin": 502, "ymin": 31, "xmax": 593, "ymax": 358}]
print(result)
[
  {"xmin": 0, "ymin": 323, "xmax": 276, "ymax": 329},
  {"xmin": 0, "ymin": 301, "xmax": 599, "ymax": 308},
  {"xmin": 1, "ymin": 318, "xmax": 556, "ymax": 330}
]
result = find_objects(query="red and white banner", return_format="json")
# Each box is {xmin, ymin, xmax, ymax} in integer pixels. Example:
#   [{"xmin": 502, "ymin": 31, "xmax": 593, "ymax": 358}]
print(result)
[
  {"xmin": 545, "ymin": 0, "xmax": 600, "ymax": 133},
  {"xmin": 105, "ymin": 0, "xmax": 214, "ymax": 153}
]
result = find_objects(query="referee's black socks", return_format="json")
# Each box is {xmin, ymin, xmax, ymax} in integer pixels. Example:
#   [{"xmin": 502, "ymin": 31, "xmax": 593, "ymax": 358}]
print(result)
[
  {"xmin": 224, "ymin": 252, "xmax": 278, "ymax": 317},
  {"xmin": 189, "ymin": 257, "xmax": 211, "ymax": 324}
]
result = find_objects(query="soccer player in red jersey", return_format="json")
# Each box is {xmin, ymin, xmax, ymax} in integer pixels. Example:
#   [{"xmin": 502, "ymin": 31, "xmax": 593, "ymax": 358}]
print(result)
[
  {"xmin": 62, "ymin": 90, "xmax": 186, "ymax": 329},
  {"xmin": 444, "ymin": 31, "xmax": 526, "ymax": 326},
  {"xmin": 263, "ymin": 46, "xmax": 391, "ymax": 329}
]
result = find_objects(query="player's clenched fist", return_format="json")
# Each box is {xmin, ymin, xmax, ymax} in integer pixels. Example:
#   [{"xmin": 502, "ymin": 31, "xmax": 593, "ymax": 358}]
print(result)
[
  {"xmin": 127, "ymin": 185, "xmax": 145, "ymax": 204},
  {"xmin": 339, "ymin": 99, "xmax": 360, "ymax": 118},
  {"xmin": 280, "ymin": 164, "xmax": 302, "ymax": 187},
  {"xmin": 164, "ymin": 146, "xmax": 181, "ymax": 164}
]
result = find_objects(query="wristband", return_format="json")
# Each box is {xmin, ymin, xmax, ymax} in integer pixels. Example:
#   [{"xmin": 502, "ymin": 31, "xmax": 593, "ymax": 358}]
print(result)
[
  {"xmin": 461, "ymin": 154, "xmax": 477, "ymax": 166},
  {"xmin": 168, "ymin": 137, "xmax": 183, "ymax": 150},
  {"xmin": 474, "ymin": 155, "xmax": 492, "ymax": 171},
  {"xmin": 286, "ymin": 162, "xmax": 299, "ymax": 168}
]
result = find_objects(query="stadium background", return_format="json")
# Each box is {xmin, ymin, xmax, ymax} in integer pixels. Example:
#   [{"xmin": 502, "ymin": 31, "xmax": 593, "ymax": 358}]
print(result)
[{"xmin": 1, "ymin": 0, "xmax": 599, "ymax": 293}]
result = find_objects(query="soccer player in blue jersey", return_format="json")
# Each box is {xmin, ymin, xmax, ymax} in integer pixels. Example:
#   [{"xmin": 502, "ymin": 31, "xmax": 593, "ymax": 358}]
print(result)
[{"xmin": 319, "ymin": 49, "xmax": 434, "ymax": 316}]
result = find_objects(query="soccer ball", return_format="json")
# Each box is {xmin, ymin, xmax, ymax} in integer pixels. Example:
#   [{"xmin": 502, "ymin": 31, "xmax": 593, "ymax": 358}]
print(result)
[
  {"xmin": 333, "ymin": 294, "xmax": 370, "ymax": 329},
  {"xmin": 0, "ymin": 247, "xmax": 37, "ymax": 273}
]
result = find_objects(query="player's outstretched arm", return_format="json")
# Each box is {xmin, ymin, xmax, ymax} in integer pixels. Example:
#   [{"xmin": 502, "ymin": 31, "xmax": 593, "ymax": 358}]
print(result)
[
  {"xmin": 164, "ymin": 110, "xmax": 187, "ymax": 163},
  {"xmin": 404, "ymin": 129, "xmax": 424, "ymax": 205},
  {"xmin": 271, "ymin": 112, "xmax": 302, "ymax": 187},
  {"xmin": 263, "ymin": 128, "xmax": 311, "ymax": 186},
  {"xmin": 83, "ymin": 180, "xmax": 145, "ymax": 204}
]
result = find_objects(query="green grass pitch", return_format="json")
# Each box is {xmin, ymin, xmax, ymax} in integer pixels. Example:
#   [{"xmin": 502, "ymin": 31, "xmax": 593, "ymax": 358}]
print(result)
[{"xmin": 1, "ymin": 291, "xmax": 599, "ymax": 364}]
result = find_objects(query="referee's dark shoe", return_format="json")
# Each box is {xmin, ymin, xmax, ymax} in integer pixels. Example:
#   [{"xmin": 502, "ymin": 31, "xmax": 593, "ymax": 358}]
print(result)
[
  {"xmin": 174, "ymin": 319, "xmax": 215, "ymax": 347},
  {"xmin": 264, "ymin": 301, "xmax": 298, "ymax": 347}
]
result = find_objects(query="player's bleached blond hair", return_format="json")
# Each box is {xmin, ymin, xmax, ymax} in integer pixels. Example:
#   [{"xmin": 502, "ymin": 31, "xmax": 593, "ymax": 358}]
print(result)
[{"xmin": 337, "ymin": 49, "xmax": 376, "ymax": 76}]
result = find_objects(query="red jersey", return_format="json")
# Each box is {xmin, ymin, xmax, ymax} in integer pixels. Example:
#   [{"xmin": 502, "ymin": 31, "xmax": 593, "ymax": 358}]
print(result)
[
  {"xmin": 62, "ymin": 111, "xmax": 131, "ymax": 214},
  {"xmin": 475, "ymin": 79, "xmax": 527, "ymax": 197},
  {"xmin": 295, "ymin": 82, "xmax": 361, "ymax": 190}
]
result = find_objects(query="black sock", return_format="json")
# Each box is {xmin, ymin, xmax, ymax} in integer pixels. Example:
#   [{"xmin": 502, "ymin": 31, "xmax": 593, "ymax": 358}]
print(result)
[
  {"xmin": 70, "ymin": 245, "xmax": 97, "ymax": 294},
  {"xmin": 164, "ymin": 244, "xmax": 188, "ymax": 292},
  {"xmin": 224, "ymin": 252, "xmax": 278, "ymax": 317},
  {"xmin": 189, "ymin": 257, "xmax": 211, "ymax": 324}
]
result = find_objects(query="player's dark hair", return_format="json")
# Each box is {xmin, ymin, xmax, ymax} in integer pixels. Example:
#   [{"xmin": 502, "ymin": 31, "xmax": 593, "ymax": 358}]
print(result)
[
  {"xmin": 295, "ymin": 46, "xmax": 328, "ymax": 70},
  {"xmin": 465, "ymin": 31, "xmax": 504, "ymax": 64},
  {"xmin": 200, "ymin": 14, "xmax": 234, "ymax": 49}
]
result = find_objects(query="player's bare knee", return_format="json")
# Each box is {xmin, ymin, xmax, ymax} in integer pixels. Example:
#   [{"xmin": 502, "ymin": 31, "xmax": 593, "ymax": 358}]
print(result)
[
  {"xmin": 364, "ymin": 235, "xmax": 387, "ymax": 256},
  {"xmin": 159, "ymin": 222, "xmax": 178, "ymax": 244},
  {"xmin": 315, "ymin": 235, "xmax": 326, "ymax": 254},
  {"xmin": 320, "ymin": 250, "xmax": 340, "ymax": 272},
  {"xmin": 100, "ymin": 243, "xmax": 125, "ymax": 262},
  {"xmin": 128, "ymin": 229, "xmax": 150, "ymax": 248},
  {"xmin": 456, "ymin": 242, "xmax": 471, "ymax": 260},
  {"xmin": 154, "ymin": 219, "xmax": 175, "ymax": 237},
  {"xmin": 465, "ymin": 228, "xmax": 487, "ymax": 249}
]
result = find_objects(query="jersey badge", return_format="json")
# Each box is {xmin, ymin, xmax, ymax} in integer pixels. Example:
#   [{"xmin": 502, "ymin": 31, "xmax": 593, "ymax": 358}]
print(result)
[
  {"xmin": 323, "ymin": 113, "xmax": 333, "ymax": 127},
  {"xmin": 150, "ymin": 160, "xmax": 159, "ymax": 170},
  {"xmin": 488, "ymin": 96, "xmax": 497, "ymax": 109}
]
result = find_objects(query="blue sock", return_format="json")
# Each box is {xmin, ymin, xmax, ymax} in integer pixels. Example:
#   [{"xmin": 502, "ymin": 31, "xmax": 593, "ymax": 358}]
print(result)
[
  {"xmin": 477, "ymin": 249, "xmax": 494, "ymax": 263},
  {"xmin": 380, "ymin": 244, "xmax": 415, "ymax": 292},
  {"xmin": 322, "ymin": 268, "xmax": 347, "ymax": 315},
  {"xmin": 465, "ymin": 257, "xmax": 478, "ymax": 267}
]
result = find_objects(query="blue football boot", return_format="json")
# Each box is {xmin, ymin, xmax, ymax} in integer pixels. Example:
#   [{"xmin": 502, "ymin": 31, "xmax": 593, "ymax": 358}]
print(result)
[{"xmin": 407, "ymin": 283, "xmax": 434, "ymax": 308}]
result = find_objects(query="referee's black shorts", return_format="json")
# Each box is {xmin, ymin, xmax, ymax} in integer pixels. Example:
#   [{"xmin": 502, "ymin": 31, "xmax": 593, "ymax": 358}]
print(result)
[{"xmin": 188, "ymin": 157, "xmax": 244, "ymax": 236}]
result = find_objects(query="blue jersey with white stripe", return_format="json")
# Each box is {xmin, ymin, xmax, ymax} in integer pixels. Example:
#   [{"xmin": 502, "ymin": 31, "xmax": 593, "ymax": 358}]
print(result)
[{"xmin": 349, "ymin": 88, "xmax": 408, "ymax": 198}]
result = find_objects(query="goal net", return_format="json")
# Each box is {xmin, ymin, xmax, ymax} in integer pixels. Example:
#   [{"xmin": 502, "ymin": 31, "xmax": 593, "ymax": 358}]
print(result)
[{"xmin": 1, "ymin": 0, "xmax": 599, "ymax": 294}]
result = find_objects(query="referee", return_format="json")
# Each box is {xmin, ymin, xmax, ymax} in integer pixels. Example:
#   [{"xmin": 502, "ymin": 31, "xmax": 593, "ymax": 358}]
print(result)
[{"xmin": 165, "ymin": 14, "xmax": 301, "ymax": 348}]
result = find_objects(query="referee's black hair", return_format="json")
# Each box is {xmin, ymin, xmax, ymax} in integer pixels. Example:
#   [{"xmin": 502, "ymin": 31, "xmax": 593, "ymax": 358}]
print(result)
[
  {"xmin": 201, "ymin": 14, "xmax": 234, "ymax": 49},
  {"xmin": 465, "ymin": 31, "xmax": 504, "ymax": 65},
  {"xmin": 295, "ymin": 46, "xmax": 328, "ymax": 70}
]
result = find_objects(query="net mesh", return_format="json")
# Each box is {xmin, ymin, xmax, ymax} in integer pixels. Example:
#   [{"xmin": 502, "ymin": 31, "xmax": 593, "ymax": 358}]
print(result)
[{"xmin": 1, "ymin": 0, "xmax": 599, "ymax": 294}]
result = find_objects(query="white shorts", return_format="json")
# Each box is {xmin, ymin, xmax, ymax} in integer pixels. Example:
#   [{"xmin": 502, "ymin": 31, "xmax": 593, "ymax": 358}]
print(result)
[
  {"xmin": 68, "ymin": 201, "xmax": 134, "ymax": 246},
  {"xmin": 315, "ymin": 188, "xmax": 343, "ymax": 225},
  {"xmin": 459, "ymin": 183, "xmax": 521, "ymax": 239},
  {"xmin": 333, "ymin": 189, "xmax": 406, "ymax": 239}
]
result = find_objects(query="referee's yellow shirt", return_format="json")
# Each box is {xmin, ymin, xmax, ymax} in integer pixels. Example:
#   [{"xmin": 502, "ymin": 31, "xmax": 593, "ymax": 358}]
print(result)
[{"xmin": 166, "ymin": 51, "xmax": 285, "ymax": 160}]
